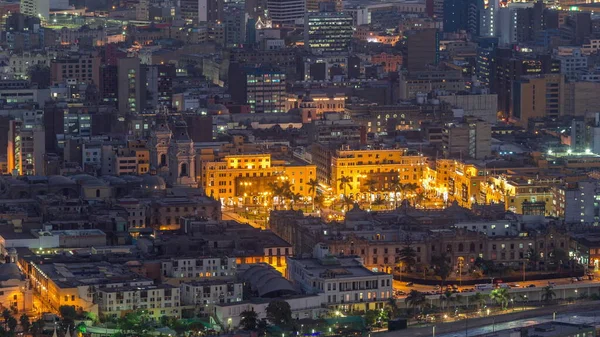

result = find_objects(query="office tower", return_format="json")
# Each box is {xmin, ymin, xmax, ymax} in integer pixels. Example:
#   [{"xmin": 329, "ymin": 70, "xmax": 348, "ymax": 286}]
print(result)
[
  {"xmin": 224, "ymin": 5, "xmax": 246, "ymax": 47},
  {"xmin": 480, "ymin": 0, "xmax": 498, "ymax": 37},
  {"xmin": 145, "ymin": 64, "xmax": 176, "ymax": 109},
  {"xmin": 118, "ymin": 57, "xmax": 146, "ymax": 114},
  {"xmin": 267, "ymin": 0, "xmax": 305, "ymax": 25},
  {"xmin": 20, "ymin": 0, "xmax": 49, "ymax": 20},
  {"xmin": 50, "ymin": 53, "xmax": 101, "ymax": 85},
  {"xmin": 181, "ymin": 0, "xmax": 223, "ymax": 24},
  {"xmin": 7, "ymin": 119, "xmax": 45, "ymax": 176},
  {"xmin": 306, "ymin": 0, "xmax": 341, "ymax": 12},
  {"xmin": 475, "ymin": 37, "xmax": 498, "ymax": 88},
  {"xmin": 442, "ymin": 117, "xmax": 491, "ymax": 160},
  {"xmin": 246, "ymin": 69, "xmax": 286, "ymax": 113},
  {"xmin": 511, "ymin": 74, "xmax": 565, "ymax": 126},
  {"xmin": 404, "ymin": 29, "xmax": 439, "ymax": 71},
  {"xmin": 305, "ymin": 11, "xmax": 353, "ymax": 55}
]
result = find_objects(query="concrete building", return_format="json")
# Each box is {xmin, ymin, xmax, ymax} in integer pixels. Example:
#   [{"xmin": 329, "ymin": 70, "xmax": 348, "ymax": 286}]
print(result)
[
  {"xmin": 246, "ymin": 69, "xmax": 286, "ymax": 113},
  {"xmin": 438, "ymin": 93, "xmax": 498, "ymax": 124},
  {"xmin": 180, "ymin": 280, "xmax": 243, "ymax": 311},
  {"xmin": 552, "ymin": 180, "xmax": 599, "ymax": 225},
  {"xmin": 148, "ymin": 196, "xmax": 221, "ymax": 231},
  {"xmin": 117, "ymin": 57, "xmax": 145, "ymax": 114},
  {"xmin": 306, "ymin": 114, "xmax": 362, "ymax": 144},
  {"xmin": 404, "ymin": 29, "xmax": 439, "ymax": 71},
  {"xmin": 286, "ymin": 243, "xmax": 393, "ymax": 311},
  {"xmin": 20, "ymin": 0, "xmax": 49, "ymax": 20},
  {"xmin": 97, "ymin": 284, "xmax": 182, "ymax": 319},
  {"xmin": 563, "ymin": 81, "xmax": 600, "ymax": 117},
  {"xmin": 442, "ymin": 117, "xmax": 492, "ymax": 160},
  {"xmin": 50, "ymin": 53, "xmax": 101, "ymax": 86},
  {"xmin": 553, "ymin": 46, "xmax": 587, "ymax": 81},
  {"xmin": 161, "ymin": 257, "xmax": 238, "ymax": 280},
  {"xmin": 7, "ymin": 120, "xmax": 45, "ymax": 176},
  {"xmin": 304, "ymin": 11, "xmax": 353, "ymax": 55},
  {"xmin": 399, "ymin": 69, "xmax": 465, "ymax": 100},
  {"xmin": 511, "ymin": 74, "xmax": 565, "ymax": 127},
  {"xmin": 267, "ymin": 0, "xmax": 305, "ymax": 25},
  {"xmin": 180, "ymin": 0, "xmax": 223, "ymax": 24}
]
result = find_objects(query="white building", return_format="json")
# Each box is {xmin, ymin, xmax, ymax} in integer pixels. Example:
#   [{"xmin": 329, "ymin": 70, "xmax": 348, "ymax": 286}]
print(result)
[
  {"xmin": 214, "ymin": 294, "xmax": 324, "ymax": 330},
  {"xmin": 20, "ymin": 0, "xmax": 50, "ymax": 20},
  {"xmin": 286, "ymin": 244, "xmax": 393, "ymax": 312},
  {"xmin": 180, "ymin": 280, "xmax": 243, "ymax": 315},
  {"xmin": 497, "ymin": 2, "xmax": 533, "ymax": 45},
  {"xmin": 161, "ymin": 257, "xmax": 237, "ymax": 279},
  {"xmin": 97, "ymin": 284, "xmax": 182, "ymax": 319},
  {"xmin": 552, "ymin": 180, "xmax": 600, "ymax": 225},
  {"xmin": 0, "ymin": 230, "xmax": 59, "ymax": 253},
  {"xmin": 554, "ymin": 47, "xmax": 588, "ymax": 81}
]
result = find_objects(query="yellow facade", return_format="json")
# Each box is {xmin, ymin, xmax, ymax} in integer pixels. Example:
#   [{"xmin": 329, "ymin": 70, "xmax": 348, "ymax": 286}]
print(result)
[
  {"xmin": 481, "ymin": 176, "xmax": 554, "ymax": 215},
  {"xmin": 330, "ymin": 148, "xmax": 426, "ymax": 196},
  {"xmin": 198, "ymin": 153, "xmax": 316, "ymax": 205},
  {"xmin": 433, "ymin": 159, "xmax": 485, "ymax": 209}
]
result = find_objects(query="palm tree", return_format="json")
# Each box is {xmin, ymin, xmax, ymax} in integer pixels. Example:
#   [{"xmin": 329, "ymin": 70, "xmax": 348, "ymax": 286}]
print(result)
[
  {"xmin": 471, "ymin": 292, "xmax": 487, "ymax": 310},
  {"xmin": 541, "ymin": 286, "xmax": 556, "ymax": 303},
  {"xmin": 338, "ymin": 175, "xmax": 353, "ymax": 195},
  {"xmin": 386, "ymin": 298, "xmax": 399, "ymax": 318},
  {"xmin": 405, "ymin": 290, "xmax": 427, "ymax": 315},
  {"xmin": 342, "ymin": 194, "xmax": 355, "ymax": 211},
  {"xmin": 307, "ymin": 178, "xmax": 319, "ymax": 211},
  {"xmin": 267, "ymin": 182, "xmax": 283, "ymax": 206},
  {"xmin": 489, "ymin": 288, "xmax": 510, "ymax": 310},
  {"xmin": 527, "ymin": 247, "xmax": 540, "ymax": 271},
  {"xmin": 2, "ymin": 309, "xmax": 10, "ymax": 329},
  {"xmin": 363, "ymin": 178, "xmax": 377, "ymax": 207}
]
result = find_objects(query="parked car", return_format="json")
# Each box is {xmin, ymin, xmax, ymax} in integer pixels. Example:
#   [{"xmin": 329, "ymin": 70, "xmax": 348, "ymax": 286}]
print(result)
[
  {"xmin": 571, "ymin": 277, "xmax": 579, "ymax": 282},
  {"xmin": 406, "ymin": 282, "xmax": 414, "ymax": 286},
  {"xmin": 527, "ymin": 284, "xmax": 536, "ymax": 288}
]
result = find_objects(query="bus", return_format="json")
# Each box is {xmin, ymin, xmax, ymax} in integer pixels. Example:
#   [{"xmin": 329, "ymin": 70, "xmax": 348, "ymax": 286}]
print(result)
[{"xmin": 475, "ymin": 284, "xmax": 494, "ymax": 291}]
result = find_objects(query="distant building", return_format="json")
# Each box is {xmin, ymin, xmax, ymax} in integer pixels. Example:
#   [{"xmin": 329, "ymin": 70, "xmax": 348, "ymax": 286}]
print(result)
[
  {"xmin": 304, "ymin": 11, "xmax": 353, "ymax": 55},
  {"xmin": 97, "ymin": 284, "xmax": 182, "ymax": 319},
  {"xmin": 267, "ymin": 0, "xmax": 305, "ymax": 25},
  {"xmin": 442, "ymin": 116, "xmax": 492, "ymax": 160}
]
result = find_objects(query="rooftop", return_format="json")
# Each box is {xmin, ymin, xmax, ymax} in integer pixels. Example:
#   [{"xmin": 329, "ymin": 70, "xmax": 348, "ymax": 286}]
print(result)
[{"xmin": 288, "ymin": 255, "xmax": 386, "ymax": 278}]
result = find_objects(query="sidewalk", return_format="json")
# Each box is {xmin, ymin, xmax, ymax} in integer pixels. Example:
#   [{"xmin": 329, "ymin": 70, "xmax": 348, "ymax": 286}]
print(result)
[{"xmin": 375, "ymin": 301, "xmax": 600, "ymax": 337}]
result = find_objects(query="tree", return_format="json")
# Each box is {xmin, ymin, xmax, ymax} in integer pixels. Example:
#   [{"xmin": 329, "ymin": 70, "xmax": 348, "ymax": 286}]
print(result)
[
  {"xmin": 307, "ymin": 178, "xmax": 319, "ymax": 211},
  {"xmin": 489, "ymin": 288, "xmax": 510, "ymax": 310},
  {"xmin": 239, "ymin": 310, "xmax": 258, "ymax": 331},
  {"xmin": 405, "ymin": 290, "xmax": 427, "ymax": 315},
  {"xmin": 527, "ymin": 247, "xmax": 540, "ymax": 271},
  {"xmin": 386, "ymin": 298, "xmax": 399, "ymax": 318},
  {"xmin": 363, "ymin": 178, "xmax": 378, "ymax": 207},
  {"xmin": 265, "ymin": 300, "xmax": 292, "ymax": 328},
  {"xmin": 31, "ymin": 319, "xmax": 44, "ymax": 337},
  {"xmin": 364, "ymin": 310, "xmax": 379, "ymax": 326},
  {"xmin": 19, "ymin": 314, "xmax": 30, "ymax": 333},
  {"xmin": 541, "ymin": 286, "xmax": 556, "ymax": 303},
  {"xmin": 116, "ymin": 310, "xmax": 154, "ymax": 337},
  {"xmin": 6, "ymin": 316, "xmax": 17, "ymax": 333},
  {"xmin": 471, "ymin": 293, "xmax": 487, "ymax": 310},
  {"xmin": 338, "ymin": 176, "xmax": 353, "ymax": 208},
  {"xmin": 398, "ymin": 234, "xmax": 417, "ymax": 272},
  {"xmin": 431, "ymin": 253, "xmax": 452, "ymax": 285},
  {"xmin": 1, "ymin": 309, "xmax": 10, "ymax": 329},
  {"xmin": 549, "ymin": 248, "xmax": 568, "ymax": 269},
  {"xmin": 59, "ymin": 305, "xmax": 77, "ymax": 331}
]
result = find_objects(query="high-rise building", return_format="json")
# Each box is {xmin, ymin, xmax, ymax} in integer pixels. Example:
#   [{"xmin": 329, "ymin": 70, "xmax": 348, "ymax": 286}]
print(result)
[
  {"xmin": 553, "ymin": 46, "xmax": 587, "ymax": 81},
  {"xmin": 180, "ymin": 0, "xmax": 223, "ymax": 24},
  {"xmin": 511, "ymin": 74, "xmax": 565, "ymax": 126},
  {"xmin": 20, "ymin": 0, "xmax": 49, "ymax": 20},
  {"xmin": 50, "ymin": 53, "xmax": 101, "ymax": 85},
  {"xmin": 267, "ymin": 0, "xmax": 305, "ymax": 25},
  {"xmin": 306, "ymin": 0, "xmax": 342, "ymax": 12},
  {"xmin": 443, "ymin": 0, "xmax": 481, "ymax": 35},
  {"xmin": 246, "ymin": 69, "xmax": 286, "ymax": 113},
  {"xmin": 479, "ymin": 0, "xmax": 498, "ymax": 37},
  {"xmin": 404, "ymin": 29, "xmax": 439, "ymax": 71},
  {"xmin": 7, "ymin": 119, "xmax": 45, "ymax": 176},
  {"xmin": 304, "ymin": 11, "xmax": 353, "ymax": 55},
  {"xmin": 442, "ymin": 117, "xmax": 491, "ymax": 160},
  {"xmin": 117, "ymin": 57, "xmax": 146, "ymax": 114}
]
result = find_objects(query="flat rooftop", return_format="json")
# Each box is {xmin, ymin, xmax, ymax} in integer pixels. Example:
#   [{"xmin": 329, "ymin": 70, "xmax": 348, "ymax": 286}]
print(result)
[{"xmin": 288, "ymin": 255, "xmax": 387, "ymax": 278}]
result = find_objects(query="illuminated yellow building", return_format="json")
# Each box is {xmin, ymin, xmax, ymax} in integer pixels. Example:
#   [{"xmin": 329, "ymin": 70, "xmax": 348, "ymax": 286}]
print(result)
[
  {"xmin": 481, "ymin": 176, "xmax": 555, "ymax": 215},
  {"xmin": 198, "ymin": 152, "xmax": 316, "ymax": 206},
  {"xmin": 329, "ymin": 148, "xmax": 425, "ymax": 198},
  {"xmin": 433, "ymin": 159, "xmax": 485, "ymax": 209}
]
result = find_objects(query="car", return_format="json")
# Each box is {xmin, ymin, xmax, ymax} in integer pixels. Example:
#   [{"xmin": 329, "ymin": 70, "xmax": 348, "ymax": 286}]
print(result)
[
  {"xmin": 527, "ymin": 284, "xmax": 536, "ymax": 288},
  {"xmin": 577, "ymin": 277, "xmax": 584, "ymax": 281},
  {"xmin": 406, "ymin": 282, "xmax": 414, "ymax": 286},
  {"xmin": 571, "ymin": 277, "xmax": 579, "ymax": 282},
  {"xmin": 435, "ymin": 285, "xmax": 442, "ymax": 290},
  {"xmin": 451, "ymin": 284, "xmax": 459, "ymax": 290},
  {"xmin": 548, "ymin": 282, "xmax": 556, "ymax": 287},
  {"xmin": 395, "ymin": 290, "xmax": 406, "ymax": 296},
  {"xmin": 510, "ymin": 284, "xmax": 520, "ymax": 288}
]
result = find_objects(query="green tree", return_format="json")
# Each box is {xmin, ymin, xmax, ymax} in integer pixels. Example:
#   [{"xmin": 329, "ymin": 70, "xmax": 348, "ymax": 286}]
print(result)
[
  {"xmin": 527, "ymin": 247, "xmax": 540, "ymax": 271},
  {"xmin": 265, "ymin": 300, "xmax": 292, "ymax": 328},
  {"xmin": 386, "ymin": 298, "xmax": 399, "ymax": 318},
  {"xmin": 489, "ymin": 288, "xmax": 510, "ymax": 310},
  {"xmin": 431, "ymin": 253, "xmax": 452, "ymax": 285},
  {"xmin": 550, "ymin": 248, "xmax": 568, "ymax": 268},
  {"xmin": 19, "ymin": 314, "xmax": 30, "ymax": 333},
  {"xmin": 398, "ymin": 234, "xmax": 417, "ymax": 272},
  {"xmin": 338, "ymin": 175, "xmax": 353, "ymax": 208},
  {"xmin": 364, "ymin": 310, "xmax": 379, "ymax": 326},
  {"xmin": 541, "ymin": 286, "xmax": 556, "ymax": 303},
  {"xmin": 6, "ymin": 316, "xmax": 17, "ymax": 333},
  {"xmin": 116, "ymin": 310, "xmax": 154, "ymax": 337},
  {"xmin": 307, "ymin": 178, "xmax": 319, "ymax": 211},
  {"xmin": 59, "ymin": 305, "xmax": 77, "ymax": 331},
  {"xmin": 31, "ymin": 319, "xmax": 44, "ymax": 337},
  {"xmin": 239, "ymin": 310, "xmax": 258, "ymax": 331},
  {"xmin": 471, "ymin": 292, "xmax": 487, "ymax": 310},
  {"xmin": 363, "ymin": 178, "xmax": 378, "ymax": 207},
  {"xmin": 2, "ymin": 309, "xmax": 10, "ymax": 329},
  {"xmin": 405, "ymin": 290, "xmax": 427, "ymax": 315}
]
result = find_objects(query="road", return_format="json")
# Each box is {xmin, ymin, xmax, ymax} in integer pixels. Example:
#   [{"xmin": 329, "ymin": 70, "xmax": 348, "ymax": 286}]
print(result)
[
  {"xmin": 393, "ymin": 277, "xmax": 594, "ymax": 298},
  {"xmin": 375, "ymin": 301, "xmax": 600, "ymax": 337}
]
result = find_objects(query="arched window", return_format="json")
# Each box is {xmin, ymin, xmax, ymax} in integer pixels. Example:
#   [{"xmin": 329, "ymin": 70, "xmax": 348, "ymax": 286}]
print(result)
[
  {"xmin": 96, "ymin": 189, "xmax": 100, "ymax": 198},
  {"xmin": 160, "ymin": 154, "xmax": 166, "ymax": 166},
  {"xmin": 180, "ymin": 163, "xmax": 188, "ymax": 177},
  {"xmin": 470, "ymin": 242, "xmax": 476, "ymax": 252},
  {"xmin": 446, "ymin": 244, "xmax": 452, "ymax": 252},
  {"xmin": 458, "ymin": 243, "xmax": 464, "ymax": 252}
]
